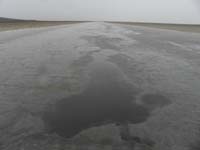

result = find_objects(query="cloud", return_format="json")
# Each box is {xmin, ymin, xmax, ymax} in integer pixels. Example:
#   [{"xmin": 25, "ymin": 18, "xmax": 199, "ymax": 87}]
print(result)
[
  {"xmin": 193, "ymin": 0, "xmax": 200, "ymax": 8},
  {"xmin": 193, "ymin": 0, "xmax": 200, "ymax": 4},
  {"xmin": 191, "ymin": 0, "xmax": 200, "ymax": 13},
  {"xmin": 193, "ymin": 0, "xmax": 200, "ymax": 7},
  {"xmin": 0, "ymin": 0, "xmax": 199, "ymax": 24}
]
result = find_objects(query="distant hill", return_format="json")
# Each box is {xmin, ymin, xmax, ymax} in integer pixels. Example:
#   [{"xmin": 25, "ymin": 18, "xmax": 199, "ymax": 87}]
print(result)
[{"xmin": 0, "ymin": 17, "xmax": 24, "ymax": 22}]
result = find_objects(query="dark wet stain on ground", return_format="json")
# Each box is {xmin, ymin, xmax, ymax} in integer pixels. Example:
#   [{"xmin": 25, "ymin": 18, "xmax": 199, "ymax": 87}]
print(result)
[
  {"xmin": 190, "ymin": 128, "xmax": 200, "ymax": 150},
  {"xmin": 82, "ymin": 35, "xmax": 123, "ymax": 50},
  {"xmin": 118, "ymin": 122, "xmax": 155, "ymax": 148},
  {"xmin": 108, "ymin": 53, "xmax": 144, "ymax": 80},
  {"xmin": 71, "ymin": 53, "xmax": 94, "ymax": 67},
  {"xmin": 190, "ymin": 142, "xmax": 200, "ymax": 150},
  {"xmin": 43, "ymin": 62, "xmax": 151, "ymax": 138}
]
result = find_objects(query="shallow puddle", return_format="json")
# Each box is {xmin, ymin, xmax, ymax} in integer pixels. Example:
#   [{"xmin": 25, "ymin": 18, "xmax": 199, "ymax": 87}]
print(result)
[{"xmin": 43, "ymin": 62, "xmax": 151, "ymax": 138}]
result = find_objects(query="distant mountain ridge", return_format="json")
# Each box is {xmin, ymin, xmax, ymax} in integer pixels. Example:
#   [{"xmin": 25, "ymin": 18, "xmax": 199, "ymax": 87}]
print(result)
[{"xmin": 0, "ymin": 17, "xmax": 24, "ymax": 22}]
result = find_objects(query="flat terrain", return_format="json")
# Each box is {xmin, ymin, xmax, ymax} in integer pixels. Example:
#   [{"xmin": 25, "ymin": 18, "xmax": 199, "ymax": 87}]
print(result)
[
  {"xmin": 0, "ymin": 21, "xmax": 85, "ymax": 31},
  {"xmin": 1, "ymin": 19, "xmax": 200, "ymax": 33},
  {"xmin": 112, "ymin": 22, "xmax": 200, "ymax": 33},
  {"xmin": 0, "ymin": 22, "xmax": 200, "ymax": 150},
  {"xmin": 0, "ymin": 17, "xmax": 22, "ymax": 22}
]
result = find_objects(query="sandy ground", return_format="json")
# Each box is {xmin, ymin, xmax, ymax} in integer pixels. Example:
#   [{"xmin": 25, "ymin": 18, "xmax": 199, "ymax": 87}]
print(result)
[
  {"xmin": 0, "ymin": 22, "xmax": 200, "ymax": 150},
  {"xmin": 0, "ymin": 21, "xmax": 85, "ymax": 32}
]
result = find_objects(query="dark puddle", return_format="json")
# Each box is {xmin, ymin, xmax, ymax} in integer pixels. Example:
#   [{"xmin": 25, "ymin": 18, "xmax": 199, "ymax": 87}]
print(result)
[{"xmin": 43, "ymin": 62, "xmax": 151, "ymax": 138}]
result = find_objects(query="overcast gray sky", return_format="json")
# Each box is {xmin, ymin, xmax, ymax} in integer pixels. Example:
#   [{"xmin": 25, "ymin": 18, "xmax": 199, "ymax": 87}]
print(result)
[{"xmin": 0, "ymin": 0, "xmax": 200, "ymax": 24}]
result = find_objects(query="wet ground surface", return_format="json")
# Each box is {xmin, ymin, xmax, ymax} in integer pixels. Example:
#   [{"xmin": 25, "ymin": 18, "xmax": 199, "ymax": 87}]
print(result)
[{"xmin": 0, "ymin": 22, "xmax": 200, "ymax": 150}]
